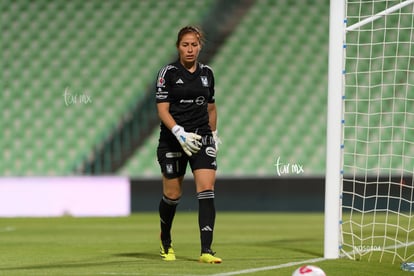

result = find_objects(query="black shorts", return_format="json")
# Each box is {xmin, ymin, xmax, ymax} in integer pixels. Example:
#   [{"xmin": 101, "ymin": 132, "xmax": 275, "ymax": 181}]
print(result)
[{"xmin": 157, "ymin": 135, "xmax": 217, "ymax": 179}]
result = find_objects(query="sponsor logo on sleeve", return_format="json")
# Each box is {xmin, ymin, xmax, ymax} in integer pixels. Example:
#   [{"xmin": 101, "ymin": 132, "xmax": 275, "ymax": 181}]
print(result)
[{"xmin": 157, "ymin": 77, "xmax": 165, "ymax": 87}]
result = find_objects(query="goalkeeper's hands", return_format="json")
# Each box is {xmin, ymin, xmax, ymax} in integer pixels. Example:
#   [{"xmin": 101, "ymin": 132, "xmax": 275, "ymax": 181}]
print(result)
[
  {"xmin": 212, "ymin": 130, "xmax": 221, "ymax": 152},
  {"xmin": 172, "ymin": 125, "xmax": 202, "ymax": 156}
]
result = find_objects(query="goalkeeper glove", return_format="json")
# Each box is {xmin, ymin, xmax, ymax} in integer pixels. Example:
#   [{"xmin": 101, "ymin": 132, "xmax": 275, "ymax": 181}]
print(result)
[
  {"xmin": 212, "ymin": 130, "xmax": 221, "ymax": 152},
  {"xmin": 172, "ymin": 125, "xmax": 202, "ymax": 156}
]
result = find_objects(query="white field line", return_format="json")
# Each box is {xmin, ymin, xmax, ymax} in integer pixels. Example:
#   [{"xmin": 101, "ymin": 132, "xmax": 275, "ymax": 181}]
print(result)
[
  {"xmin": 211, "ymin": 240, "xmax": 414, "ymax": 276},
  {"xmin": 95, "ymin": 258, "xmax": 325, "ymax": 276},
  {"xmin": 94, "ymin": 258, "xmax": 325, "ymax": 276},
  {"xmin": 210, "ymin": 257, "xmax": 325, "ymax": 276},
  {"xmin": 94, "ymin": 241, "xmax": 414, "ymax": 276}
]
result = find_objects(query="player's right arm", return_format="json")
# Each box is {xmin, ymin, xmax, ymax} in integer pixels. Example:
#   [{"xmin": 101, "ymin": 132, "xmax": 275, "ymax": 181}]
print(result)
[
  {"xmin": 155, "ymin": 65, "xmax": 178, "ymax": 131},
  {"xmin": 156, "ymin": 102, "xmax": 177, "ymax": 131}
]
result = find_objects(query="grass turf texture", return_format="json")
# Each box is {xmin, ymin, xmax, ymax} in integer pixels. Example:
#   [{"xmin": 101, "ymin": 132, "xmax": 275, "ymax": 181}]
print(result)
[{"xmin": 0, "ymin": 212, "xmax": 409, "ymax": 275}]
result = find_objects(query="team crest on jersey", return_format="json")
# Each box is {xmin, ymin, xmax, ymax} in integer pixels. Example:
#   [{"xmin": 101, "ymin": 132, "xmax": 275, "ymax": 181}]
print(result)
[{"xmin": 200, "ymin": 76, "xmax": 209, "ymax": 87}]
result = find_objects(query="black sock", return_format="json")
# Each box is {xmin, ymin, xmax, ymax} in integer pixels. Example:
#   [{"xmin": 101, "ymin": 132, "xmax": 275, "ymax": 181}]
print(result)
[
  {"xmin": 159, "ymin": 195, "xmax": 179, "ymax": 246},
  {"xmin": 198, "ymin": 190, "xmax": 216, "ymax": 253}
]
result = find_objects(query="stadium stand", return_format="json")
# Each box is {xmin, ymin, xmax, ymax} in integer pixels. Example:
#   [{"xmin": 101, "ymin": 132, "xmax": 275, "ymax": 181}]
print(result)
[
  {"xmin": 121, "ymin": 0, "xmax": 330, "ymax": 176},
  {"xmin": 122, "ymin": 0, "xmax": 412, "ymax": 177},
  {"xmin": 7, "ymin": 0, "xmax": 409, "ymax": 178},
  {"xmin": 2, "ymin": 0, "xmax": 214, "ymax": 175},
  {"xmin": 343, "ymin": 3, "xmax": 414, "ymax": 174}
]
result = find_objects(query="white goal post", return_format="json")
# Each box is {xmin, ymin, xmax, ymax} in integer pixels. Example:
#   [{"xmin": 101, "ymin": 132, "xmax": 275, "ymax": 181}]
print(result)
[{"xmin": 325, "ymin": 0, "xmax": 414, "ymax": 261}]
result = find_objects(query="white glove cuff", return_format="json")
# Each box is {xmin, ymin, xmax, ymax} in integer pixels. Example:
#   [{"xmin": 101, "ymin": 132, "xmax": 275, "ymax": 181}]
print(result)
[
  {"xmin": 172, "ymin": 125, "xmax": 181, "ymax": 133},
  {"xmin": 171, "ymin": 125, "xmax": 184, "ymax": 138}
]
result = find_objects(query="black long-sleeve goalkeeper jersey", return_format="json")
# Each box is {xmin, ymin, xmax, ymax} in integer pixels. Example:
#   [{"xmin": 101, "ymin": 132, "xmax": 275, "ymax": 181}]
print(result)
[{"xmin": 155, "ymin": 60, "xmax": 215, "ymax": 140}]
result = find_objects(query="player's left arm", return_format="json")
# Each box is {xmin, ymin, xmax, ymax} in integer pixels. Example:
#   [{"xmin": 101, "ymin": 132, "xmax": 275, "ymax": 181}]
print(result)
[
  {"xmin": 207, "ymin": 68, "xmax": 220, "ymax": 150},
  {"xmin": 208, "ymin": 103, "xmax": 217, "ymax": 132},
  {"xmin": 208, "ymin": 103, "xmax": 221, "ymax": 151}
]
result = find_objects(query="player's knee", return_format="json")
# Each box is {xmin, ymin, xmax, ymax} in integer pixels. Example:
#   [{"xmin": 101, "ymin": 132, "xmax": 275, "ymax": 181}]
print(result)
[
  {"xmin": 163, "ymin": 188, "xmax": 182, "ymax": 201},
  {"xmin": 162, "ymin": 194, "xmax": 181, "ymax": 205}
]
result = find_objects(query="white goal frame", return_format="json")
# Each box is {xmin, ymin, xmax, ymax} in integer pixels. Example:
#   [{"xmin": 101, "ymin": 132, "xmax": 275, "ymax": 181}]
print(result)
[{"xmin": 324, "ymin": 0, "xmax": 414, "ymax": 259}]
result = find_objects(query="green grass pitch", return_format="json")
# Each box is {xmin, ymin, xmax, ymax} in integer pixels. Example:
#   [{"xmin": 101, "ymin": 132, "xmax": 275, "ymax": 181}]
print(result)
[{"xmin": 0, "ymin": 212, "xmax": 409, "ymax": 275}]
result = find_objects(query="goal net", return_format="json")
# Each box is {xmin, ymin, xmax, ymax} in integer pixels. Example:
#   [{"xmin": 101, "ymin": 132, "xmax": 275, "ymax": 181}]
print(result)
[{"xmin": 340, "ymin": 0, "xmax": 414, "ymax": 263}]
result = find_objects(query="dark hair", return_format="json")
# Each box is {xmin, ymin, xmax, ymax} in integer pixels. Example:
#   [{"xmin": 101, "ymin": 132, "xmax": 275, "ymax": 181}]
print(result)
[{"xmin": 176, "ymin": 25, "xmax": 204, "ymax": 47}]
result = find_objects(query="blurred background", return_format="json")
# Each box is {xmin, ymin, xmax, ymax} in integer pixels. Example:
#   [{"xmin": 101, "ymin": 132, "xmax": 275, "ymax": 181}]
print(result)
[{"xmin": 2, "ymin": 0, "xmax": 330, "ymax": 213}]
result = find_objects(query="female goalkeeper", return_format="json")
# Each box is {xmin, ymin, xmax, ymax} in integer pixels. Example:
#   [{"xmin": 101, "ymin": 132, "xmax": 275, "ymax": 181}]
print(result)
[{"xmin": 155, "ymin": 26, "xmax": 221, "ymax": 264}]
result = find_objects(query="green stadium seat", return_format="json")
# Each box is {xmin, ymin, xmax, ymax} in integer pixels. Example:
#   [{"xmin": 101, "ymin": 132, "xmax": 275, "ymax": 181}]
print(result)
[
  {"xmin": 2, "ymin": 0, "xmax": 215, "ymax": 176},
  {"xmin": 7, "ymin": 0, "xmax": 407, "ymax": 177}
]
